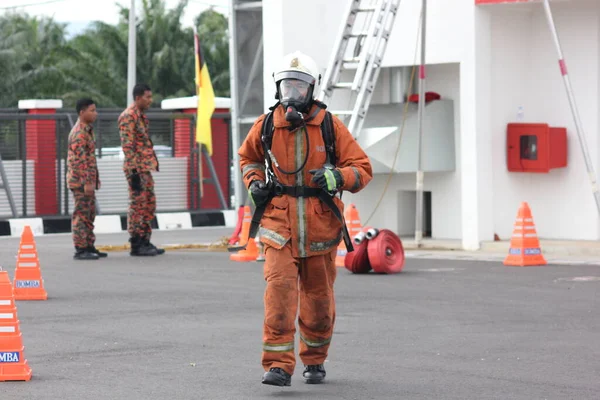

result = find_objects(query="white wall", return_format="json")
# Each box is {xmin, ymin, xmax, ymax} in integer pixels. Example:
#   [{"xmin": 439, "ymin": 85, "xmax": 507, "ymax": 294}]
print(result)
[
  {"xmin": 342, "ymin": 63, "xmax": 463, "ymax": 239},
  {"xmin": 488, "ymin": 0, "xmax": 600, "ymax": 240},
  {"xmin": 262, "ymin": 0, "xmax": 474, "ymax": 111},
  {"xmin": 386, "ymin": 0, "xmax": 474, "ymax": 66}
]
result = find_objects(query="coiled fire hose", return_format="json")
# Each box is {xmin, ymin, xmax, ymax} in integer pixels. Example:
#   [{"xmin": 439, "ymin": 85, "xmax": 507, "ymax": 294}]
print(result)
[{"xmin": 344, "ymin": 227, "xmax": 405, "ymax": 274}]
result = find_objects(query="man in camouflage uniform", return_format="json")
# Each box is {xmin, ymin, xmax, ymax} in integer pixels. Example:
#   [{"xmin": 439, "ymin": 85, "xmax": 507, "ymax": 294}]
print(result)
[
  {"xmin": 118, "ymin": 83, "xmax": 165, "ymax": 256},
  {"xmin": 66, "ymin": 98, "xmax": 107, "ymax": 260}
]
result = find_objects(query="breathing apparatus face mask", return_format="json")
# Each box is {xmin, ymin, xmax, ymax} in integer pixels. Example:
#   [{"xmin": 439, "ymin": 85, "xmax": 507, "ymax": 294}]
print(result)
[{"xmin": 277, "ymin": 78, "xmax": 313, "ymax": 125}]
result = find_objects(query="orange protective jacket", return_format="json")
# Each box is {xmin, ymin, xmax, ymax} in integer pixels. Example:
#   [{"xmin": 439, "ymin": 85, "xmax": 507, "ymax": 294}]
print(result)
[{"xmin": 238, "ymin": 103, "xmax": 373, "ymax": 258}]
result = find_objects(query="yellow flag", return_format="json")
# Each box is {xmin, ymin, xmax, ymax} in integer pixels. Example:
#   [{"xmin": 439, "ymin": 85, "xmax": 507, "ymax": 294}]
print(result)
[{"xmin": 194, "ymin": 29, "xmax": 216, "ymax": 155}]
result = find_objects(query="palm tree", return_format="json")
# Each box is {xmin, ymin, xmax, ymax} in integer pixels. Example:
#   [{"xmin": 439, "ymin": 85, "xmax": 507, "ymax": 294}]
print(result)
[
  {"xmin": 0, "ymin": 1, "xmax": 231, "ymax": 108},
  {"xmin": 0, "ymin": 12, "xmax": 78, "ymax": 106},
  {"xmin": 64, "ymin": 21, "xmax": 129, "ymax": 107},
  {"xmin": 194, "ymin": 9, "xmax": 230, "ymax": 97}
]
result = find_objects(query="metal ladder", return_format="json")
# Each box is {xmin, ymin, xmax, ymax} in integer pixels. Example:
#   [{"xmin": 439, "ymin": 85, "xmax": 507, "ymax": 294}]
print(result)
[
  {"xmin": 317, "ymin": 0, "xmax": 401, "ymax": 138},
  {"xmin": 0, "ymin": 153, "xmax": 17, "ymax": 218}
]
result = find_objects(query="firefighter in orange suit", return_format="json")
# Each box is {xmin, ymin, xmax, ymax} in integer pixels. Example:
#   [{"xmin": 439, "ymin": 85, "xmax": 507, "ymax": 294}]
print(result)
[{"xmin": 238, "ymin": 51, "xmax": 373, "ymax": 386}]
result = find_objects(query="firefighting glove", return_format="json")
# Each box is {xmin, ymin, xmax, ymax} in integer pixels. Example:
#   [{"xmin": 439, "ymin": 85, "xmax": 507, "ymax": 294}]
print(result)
[
  {"xmin": 249, "ymin": 180, "xmax": 270, "ymax": 208},
  {"xmin": 309, "ymin": 167, "xmax": 343, "ymax": 192},
  {"xmin": 129, "ymin": 170, "xmax": 142, "ymax": 193}
]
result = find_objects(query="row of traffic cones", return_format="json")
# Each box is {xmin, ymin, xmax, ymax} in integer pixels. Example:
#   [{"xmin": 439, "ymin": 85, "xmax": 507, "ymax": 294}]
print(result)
[
  {"xmin": 0, "ymin": 224, "xmax": 47, "ymax": 382},
  {"xmin": 227, "ymin": 200, "xmax": 548, "ymax": 267}
]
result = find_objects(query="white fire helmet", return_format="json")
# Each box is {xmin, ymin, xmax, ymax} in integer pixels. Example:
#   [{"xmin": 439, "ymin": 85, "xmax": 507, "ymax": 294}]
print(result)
[
  {"xmin": 273, "ymin": 51, "xmax": 321, "ymax": 112},
  {"xmin": 273, "ymin": 51, "xmax": 321, "ymax": 86}
]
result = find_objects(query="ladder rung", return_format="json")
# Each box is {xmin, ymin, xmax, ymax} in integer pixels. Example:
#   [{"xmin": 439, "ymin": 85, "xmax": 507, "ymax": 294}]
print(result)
[
  {"xmin": 348, "ymin": 31, "xmax": 370, "ymax": 38},
  {"xmin": 356, "ymin": 7, "xmax": 376, "ymax": 12},
  {"xmin": 333, "ymin": 82, "xmax": 354, "ymax": 89},
  {"xmin": 343, "ymin": 57, "xmax": 360, "ymax": 64}
]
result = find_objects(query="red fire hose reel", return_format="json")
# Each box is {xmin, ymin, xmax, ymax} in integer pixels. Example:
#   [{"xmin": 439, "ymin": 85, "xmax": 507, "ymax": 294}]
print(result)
[{"xmin": 344, "ymin": 227, "xmax": 405, "ymax": 274}]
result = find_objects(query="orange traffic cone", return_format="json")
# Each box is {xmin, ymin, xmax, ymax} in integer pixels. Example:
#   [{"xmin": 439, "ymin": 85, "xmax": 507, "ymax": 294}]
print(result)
[
  {"xmin": 335, "ymin": 204, "xmax": 363, "ymax": 267},
  {"xmin": 230, "ymin": 239, "xmax": 259, "ymax": 262},
  {"xmin": 230, "ymin": 206, "xmax": 259, "ymax": 262},
  {"xmin": 237, "ymin": 206, "xmax": 252, "ymax": 247},
  {"xmin": 503, "ymin": 202, "xmax": 547, "ymax": 267},
  {"xmin": 12, "ymin": 225, "xmax": 47, "ymax": 300},
  {"xmin": 228, "ymin": 206, "xmax": 245, "ymax": 245},
  {"xmin": 0, "ymin": 268, "xmax": 32, "ymax": 381}
]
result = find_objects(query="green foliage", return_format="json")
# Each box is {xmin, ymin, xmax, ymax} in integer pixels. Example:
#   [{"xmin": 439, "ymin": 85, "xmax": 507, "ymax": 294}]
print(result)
[
  {"xmin": 195, "ymin": 9, "xmax": 230, "ymax": 97},
  {"xmin": 0, "ymin": 0, "xmax": 230, "ymax": 109}
]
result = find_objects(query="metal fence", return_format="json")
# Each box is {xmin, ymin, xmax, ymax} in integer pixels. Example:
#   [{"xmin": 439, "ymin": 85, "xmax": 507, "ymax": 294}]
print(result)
[{"xmin": 0, "ymin": 108, "xmax": 232, "ymax": 219}]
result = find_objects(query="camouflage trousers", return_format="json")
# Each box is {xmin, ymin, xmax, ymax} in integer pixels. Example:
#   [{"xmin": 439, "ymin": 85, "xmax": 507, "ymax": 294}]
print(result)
[
  {"xmin": 126, "ymin": 171, "xmax": 156, "ymax": 239},
  {"xmin": 71, "ymin": 188, "xmax": 96, "ymax": 249}
]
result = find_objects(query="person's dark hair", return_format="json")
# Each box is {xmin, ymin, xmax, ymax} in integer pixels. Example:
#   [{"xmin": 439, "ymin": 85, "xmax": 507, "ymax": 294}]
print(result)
[
  {"xmin": 76, "ymin": 98, "xmax": 95, "ymax": 114},
  {"xmin": 133, "ymin": 83, "xmax": 152, "ymax": 100}
]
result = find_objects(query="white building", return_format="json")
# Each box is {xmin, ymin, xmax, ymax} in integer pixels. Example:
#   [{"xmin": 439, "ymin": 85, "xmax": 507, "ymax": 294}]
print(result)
[{"xmin": 243, "ymin": 0, "xmax": 600, "ymax": 250}]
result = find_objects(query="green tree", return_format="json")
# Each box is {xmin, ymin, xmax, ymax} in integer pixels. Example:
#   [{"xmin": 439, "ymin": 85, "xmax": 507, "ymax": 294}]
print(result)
[
  {"xmin": 0, "ymin": 1, "xmax": 230, "ymax": 109},
  {"xmin": 61, "ymin": 21, "xmax": 129, "ymax": 107},
  {"xmin": 195, "ymin": 9, "xmax": 230, "ymax": 97},
  {"xmin": 0, "ymin": 12, "xmax": 82, "ymax": 107}
]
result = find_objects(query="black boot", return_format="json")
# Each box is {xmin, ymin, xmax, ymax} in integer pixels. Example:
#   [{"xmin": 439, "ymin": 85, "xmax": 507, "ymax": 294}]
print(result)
[
  {"xmin": 144, "ymin": 238, "xmax": 165, "ymax": 255},
  {"xmin": 262, "ymin": 367, "xmax": 291, "ymax": 387},
  {"xmin": 73, "ymin": 247, "xmax": 99, "ymax": 260},
  {"xmin": 303, "ymin": 364, "xmax": 326, "ymax": 384},
  {"xmin": 130, "ymin": 235, "xmax": 158, "ymax": 256},
  {"xmin": 87, "ymin": 246, "xmax": 108, "ymax": 258}
]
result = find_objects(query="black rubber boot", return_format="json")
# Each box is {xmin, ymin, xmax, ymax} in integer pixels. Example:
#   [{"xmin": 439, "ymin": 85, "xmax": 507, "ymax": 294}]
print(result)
[
  {"xmin": 303, "ymin": 364, "xmax": 326, "ymax": 384},
  {"xmin": 262, "ymin": 368, "xmax": 291, "ymax": 387},
  {"xmin": 130, "ymin": 236, "xmax": 157, "ymax": 256},
  {"xmin": 73, "ymin": 247, "xmax": 99, "ymax": 260},
  {"xmin": 144, "ymin": 238, "xmax": 165, "ymax": 255},
  {"xmin": 87, "ymin": 246, "xmax": 108, "ymax": 258}
]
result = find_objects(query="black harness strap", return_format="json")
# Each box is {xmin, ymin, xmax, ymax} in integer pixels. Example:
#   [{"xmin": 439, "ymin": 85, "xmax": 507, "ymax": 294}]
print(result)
[{"xmin": 321, "ymin": 111, "xmax": 336, "ymax": 166}]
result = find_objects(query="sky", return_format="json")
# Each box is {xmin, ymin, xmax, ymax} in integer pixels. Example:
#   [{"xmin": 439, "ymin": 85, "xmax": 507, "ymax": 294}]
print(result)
[{"xmin": 0, "ymin": 0, "xmax": 229, "ymax": 37}]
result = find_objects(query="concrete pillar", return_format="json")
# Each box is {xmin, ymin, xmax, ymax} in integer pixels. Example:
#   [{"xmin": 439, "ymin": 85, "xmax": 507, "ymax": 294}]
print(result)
[
  {"xmin": 460, "ymin": 6, "xmax": 495, "ymax": 250},
  {"xmin": 18, "ymin": 99, "xmax": 63, "ymax": 216}
]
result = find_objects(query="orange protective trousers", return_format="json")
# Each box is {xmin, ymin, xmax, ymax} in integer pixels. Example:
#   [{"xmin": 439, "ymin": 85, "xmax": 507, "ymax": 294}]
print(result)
[{"xmin": 261, "ymin": 243, "xmax": 337, "ymax": 376}]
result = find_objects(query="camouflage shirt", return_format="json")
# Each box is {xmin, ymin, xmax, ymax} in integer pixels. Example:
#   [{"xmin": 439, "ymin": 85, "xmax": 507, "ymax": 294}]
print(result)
[
  {"xmin": 118, "ymin": 104, "xmax": 159, "ymax": 174},
  {"xmin": 66, "ymin": 119, "xmax": 99, "ymax": 189}
]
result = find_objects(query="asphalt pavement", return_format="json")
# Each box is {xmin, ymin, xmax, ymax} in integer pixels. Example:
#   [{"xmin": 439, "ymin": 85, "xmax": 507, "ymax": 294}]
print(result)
[{"xmin": 0, "ymin": 228, "xmax": 598, "ymax": 399}]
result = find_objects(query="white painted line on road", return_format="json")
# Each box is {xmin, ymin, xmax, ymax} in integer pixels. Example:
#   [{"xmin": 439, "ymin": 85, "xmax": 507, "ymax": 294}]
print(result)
[
  {"xmin": 555, "ymin": 276, "xmax": 600, "ymax": 282},
  {"xmin": 419, "ymin": 268, "xmax": 466, "ymax": 272}
]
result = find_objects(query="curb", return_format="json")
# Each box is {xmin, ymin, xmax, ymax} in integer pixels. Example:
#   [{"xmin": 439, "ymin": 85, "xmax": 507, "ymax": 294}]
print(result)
[
  {"xmin": 95, "ymin": 241, "xmax": 230, "ymax": 252},
  {"xmin": 0, "ymin": 210, "xmax": 237, "ymax": 237}
]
